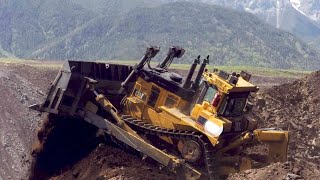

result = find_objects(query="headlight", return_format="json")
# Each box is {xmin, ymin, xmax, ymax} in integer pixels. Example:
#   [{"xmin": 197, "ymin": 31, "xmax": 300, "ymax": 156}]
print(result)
[{"xmin": 204, "ymin": 121, "xmax": 223, "ymax": 137}]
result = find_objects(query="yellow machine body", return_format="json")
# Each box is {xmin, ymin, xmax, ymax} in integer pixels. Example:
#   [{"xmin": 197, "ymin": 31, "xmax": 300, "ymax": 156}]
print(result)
[{"xmin": 123, "ymin": 69, "xmax": 289, "ymax": 174}]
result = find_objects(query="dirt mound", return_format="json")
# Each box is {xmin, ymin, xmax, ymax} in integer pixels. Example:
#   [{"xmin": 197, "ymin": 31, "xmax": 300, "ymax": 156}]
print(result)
[
  {"xmin": 28, "ymin": 114, "xmax": 174, "ymax": 180},
  {"xmin": 237, "ymin": 71, "xmax": 320, "ymax": 180},
  {"xmin": 0, "ymin": 62, "xmax": 57, "ymax": 179},
  {"xmin": 29, "ymin": 114, "xmax": 174, "ymax": 180},
  {"xmin": 248, "ymin": 71, "xmax": 320, "ymax": 164},
  {"xmin": 52, "ymin": 144, "xmax": 174, "ymax": 180},
  {"xmin": 229, "ymin": 160, "xmax": 320, "ymax": 180}
]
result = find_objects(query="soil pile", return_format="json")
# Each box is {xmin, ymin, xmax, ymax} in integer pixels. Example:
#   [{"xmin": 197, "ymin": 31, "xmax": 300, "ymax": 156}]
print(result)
[
  {"xmin": 229, "ymin": 161, "xmax": 320, "ymax": 180},
  {"xmin": 29, "ymin": 115, "xmax": 101, "ymax": 180},
  {"xmin": 235, "ymin": 71, "xmax": 320, "ymax": 179},
  {"xmin": 0, "ymin": 62, "xmax": 57, "ymax": 180},
  {"xmin": 51, "ymin": 143, "xmax": 174, "ymax": 180},
  {"xmin": 251, "ymin": 71, "xmax": 320, "ymax": 164}
]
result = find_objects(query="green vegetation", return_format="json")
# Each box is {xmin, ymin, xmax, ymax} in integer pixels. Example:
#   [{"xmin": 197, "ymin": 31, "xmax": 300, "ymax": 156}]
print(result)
[
  {"xmin": 103, "ymin": 60, "xmax": 310, "ymax": 78},
  {"xmin": 208, "ymin": 66, "xmax": 310, "ymax": 78},
  {"xmin": 0, "ymin": 57, "xmax": 309, "ymax": 78},
  {"xmin": 1, "ymin": 1, "xmax": 320, "ymax": 70}
]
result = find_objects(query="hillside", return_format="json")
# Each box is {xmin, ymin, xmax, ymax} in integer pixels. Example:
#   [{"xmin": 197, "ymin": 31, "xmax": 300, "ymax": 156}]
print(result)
[
  {"xmin": 1, "ymin": 1, "xmax": 320, "ymax": 70},
  {"xmin": 71, "ymin": 0, "xmax": 161, "ymax": 14},
  {"xmin": 181, "ymin": 0, "xmax": 320, "ymax": 49},
  {"xmin": 0, "ymin": 0, "xmax": 94, "ymax": 58},
  {"xmin": 0, "ymin": 61, "xmax": 57, "ymax": 180}
]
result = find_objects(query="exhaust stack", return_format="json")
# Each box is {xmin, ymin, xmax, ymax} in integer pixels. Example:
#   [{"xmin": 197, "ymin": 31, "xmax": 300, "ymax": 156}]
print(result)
[
  {"xmin": 182, "ymin": 55, "xmax": 200, "ymax": 88},
  {"xmin": 192, "ymin": 55, "xmax": 209, "ymax": 89}
]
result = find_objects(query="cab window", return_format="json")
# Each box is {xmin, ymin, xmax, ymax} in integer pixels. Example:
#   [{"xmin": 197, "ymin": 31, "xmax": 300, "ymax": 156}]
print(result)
[
  {"xmin": 164, "ymin": 94, "xmax": 179, "ymax": 108},
  {"xmin": 133, "ymin": 88, "xmax": 147, "ymax": 101},
  {"xmin": 147, "ymin": 86, "xmax": 160, "ymax": 107},
  {"xmin": 194, "ymin": 81, "xmax": 218, "ymax": 105},
  {"xmin": 219, "ymin": 93, "xmax": 249, "ymax": 117},
  {"xmin": 203, "ymin": 86, "xmax": 218, "ymax": 103}
]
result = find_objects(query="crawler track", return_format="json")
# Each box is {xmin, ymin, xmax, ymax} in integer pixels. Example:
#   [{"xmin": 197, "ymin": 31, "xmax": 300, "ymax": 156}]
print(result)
[{"xmin": 121, "ymin": 114, "xmax": 220, "ymax": 180}]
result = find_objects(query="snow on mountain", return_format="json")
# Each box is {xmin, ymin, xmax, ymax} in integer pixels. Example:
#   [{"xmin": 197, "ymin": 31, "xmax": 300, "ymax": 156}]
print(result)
[
  {"xmin": 290, "ymin": 0, "xmax": 307, "ymax": 16},
  {"xmin": 290, "ymin": 0, "xmax": 301, "ymax": 8},
  {"xmin": 290, "ymin": 0, "xmax": 320, "ymax": 23}
]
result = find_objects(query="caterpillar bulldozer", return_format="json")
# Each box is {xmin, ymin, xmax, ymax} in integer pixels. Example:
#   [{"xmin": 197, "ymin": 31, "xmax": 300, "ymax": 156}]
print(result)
[{"xmin": 30, "ymin": 46, "xmax": 289, "ymax": 179}]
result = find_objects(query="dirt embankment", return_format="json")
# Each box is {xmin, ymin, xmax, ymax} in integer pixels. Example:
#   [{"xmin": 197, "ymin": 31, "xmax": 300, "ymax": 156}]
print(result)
[
  {"xmin": 232, "ymin": 71, "xmax": 320, "ymax": 180},
  {"xmin": 228, "ymin": 161, "xmax": 319, "ymax": 180},
  {"xmin": 0, "ymin": 62, "xmax": 57, "ymax": 179},
  {"xmin": 251, "ymin": 71, "xmax": 320, "ymax": 164}
]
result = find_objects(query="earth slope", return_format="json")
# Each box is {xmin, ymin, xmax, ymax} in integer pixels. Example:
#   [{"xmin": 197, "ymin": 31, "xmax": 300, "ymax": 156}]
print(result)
[
  {"xmin": 0, "ymin": 61, "xmax": 57, "ymax": 179},
  {"xmin": 237, "ymin": 71, "xmax": 320, "ymax": 179},
  {"xmin": 249, "ymin": 71, "xmax": 320, "ymax": 165}
]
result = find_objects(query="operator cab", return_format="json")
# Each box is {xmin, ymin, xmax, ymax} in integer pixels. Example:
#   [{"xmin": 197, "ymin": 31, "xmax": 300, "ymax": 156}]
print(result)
[
  {"xmin": 218, "ymin": 92, "xmax": 250, "ymax": 117},
  {"xmin": 196, "ymin": 70, "xmax": 258, "ymax": 119}
]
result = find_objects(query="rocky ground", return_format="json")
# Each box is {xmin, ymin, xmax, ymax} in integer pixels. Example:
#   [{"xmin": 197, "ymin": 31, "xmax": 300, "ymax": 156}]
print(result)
[
  {"xmin": 0, "ymin": 61, "xmax": 319, "ymax": 180},
  {"xmin": 51, "ymin": 143, "xmax": 174, "ymax": 180},
  {"xmin": 0, "ymin": 62, "xmax": 57, "ymax": 179},
  {"xmin": 233, "ymin": 71, "xmax": 320, "ymax": 180},
  {"xmin": 251, "ymin": 71, "xmax": 320, "ymax": 164}
]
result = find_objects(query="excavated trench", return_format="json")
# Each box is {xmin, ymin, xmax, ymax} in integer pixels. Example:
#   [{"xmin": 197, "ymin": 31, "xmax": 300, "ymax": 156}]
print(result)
[
  {"xmin": 29, "ymin": 114, "xmax": 100, "ymax": 180},
  {"xmin": 28, "ymin": 114, "xmax": 175, "ymax": 180}
]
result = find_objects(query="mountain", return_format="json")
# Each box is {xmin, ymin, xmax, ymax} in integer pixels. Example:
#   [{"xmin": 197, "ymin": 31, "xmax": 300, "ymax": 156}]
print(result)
[
  {"xmin": 0, "ymin": 44, "xmax": 12, "ymax": 58},
  {"xmin": 71, "ymin": 0, "xmax": 161, "ymax": 14},
  {"xmin": 173, "ymin": 0, "xmax": 320, "ymax": 48},
  {"xmin": 0, "ymin": 0, "xmax": 320, "ymax": 70},
  {"xmin": 0, "ymin": 0, "xmax": 94, "ymax": 58}
]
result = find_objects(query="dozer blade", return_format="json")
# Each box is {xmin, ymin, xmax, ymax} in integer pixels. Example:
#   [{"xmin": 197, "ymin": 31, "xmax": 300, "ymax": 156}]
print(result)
[
  {"xmin": 253, "ymin": 129, "xmax": 289, "ymax": 163},
  {"xmin": 29, "ymin": 61, "xmax": 134, "ymax": 115},
  {"xmin": 214, "ymin": 129, "xmax": 289, "ymax": 172}
]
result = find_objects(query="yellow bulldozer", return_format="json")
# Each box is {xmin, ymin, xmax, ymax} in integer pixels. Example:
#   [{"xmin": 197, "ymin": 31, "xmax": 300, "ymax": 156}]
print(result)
[{"xmin": 30, "ymin": 46, "xmax": 289, "ymax": 179}]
